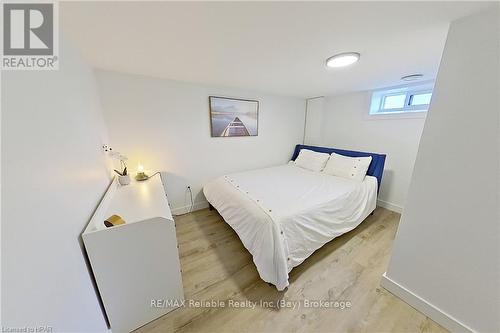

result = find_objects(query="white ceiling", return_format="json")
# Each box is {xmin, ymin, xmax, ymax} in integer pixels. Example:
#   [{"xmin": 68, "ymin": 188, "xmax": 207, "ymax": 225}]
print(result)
[{"xmin": 61, "ymin": 1, "xmax": 492, "ymax": 98}]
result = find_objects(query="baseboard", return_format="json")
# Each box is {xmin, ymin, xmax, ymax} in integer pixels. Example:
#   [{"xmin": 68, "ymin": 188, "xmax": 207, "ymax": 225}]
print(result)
[
  {"xmin": 377, "ymin": 199, "xmax": 403, "ymax": 213},
  {"xmin": 381, "ymin": 273, "xmax": 475, "ymax": 333},
  {"xmin": 171, "ymin": 200, "xmax": 209, "ymax": 215}
]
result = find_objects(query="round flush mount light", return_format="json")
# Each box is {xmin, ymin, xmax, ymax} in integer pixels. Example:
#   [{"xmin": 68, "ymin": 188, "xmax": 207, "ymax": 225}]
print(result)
[
  {"xmin": 326, "ymin": 52, "xmax": 360, "ymax": 68},
  {"xmin": 401, "ymin": 74, "xmax": 424, "ymax": 81}
]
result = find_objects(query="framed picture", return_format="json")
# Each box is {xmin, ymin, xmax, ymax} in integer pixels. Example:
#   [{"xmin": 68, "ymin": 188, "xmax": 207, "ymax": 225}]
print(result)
[{"xmin": 209, "ymin": 96, "xmax": 259, "ymax": 137}]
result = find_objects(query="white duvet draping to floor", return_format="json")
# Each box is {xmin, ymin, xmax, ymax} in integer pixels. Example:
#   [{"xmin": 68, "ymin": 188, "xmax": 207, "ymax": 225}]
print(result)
[{"xmin": 203, "ymin": 164, "xmax": 377, "ymax": 290}]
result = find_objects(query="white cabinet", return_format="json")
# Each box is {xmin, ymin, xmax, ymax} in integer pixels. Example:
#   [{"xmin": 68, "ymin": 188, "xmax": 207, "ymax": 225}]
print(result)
[{"xmin": 82, "ymin": 174, "xmax": 184, "ymax": 332}]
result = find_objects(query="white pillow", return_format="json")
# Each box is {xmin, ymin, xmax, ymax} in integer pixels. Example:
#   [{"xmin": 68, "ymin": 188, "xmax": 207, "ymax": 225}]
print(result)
[
  {"xmin": 294, "ymin": 149, "xmax": 330, "ymax": 172},
  {"xmin": 323, "ymin": 152, "xmax": 372, "ymax": 182}
]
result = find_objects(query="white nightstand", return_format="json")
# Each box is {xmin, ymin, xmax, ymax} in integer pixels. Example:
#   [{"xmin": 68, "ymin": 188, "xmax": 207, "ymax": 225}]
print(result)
[{"xmin": 82, "ymin": 173, "xmax": 184, "ymax": 332}]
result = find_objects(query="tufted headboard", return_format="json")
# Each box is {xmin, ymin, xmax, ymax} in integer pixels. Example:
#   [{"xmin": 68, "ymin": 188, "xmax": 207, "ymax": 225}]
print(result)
[{"xmin": 291, "ymin": 144, "xmax": 386, "ymax": 192}]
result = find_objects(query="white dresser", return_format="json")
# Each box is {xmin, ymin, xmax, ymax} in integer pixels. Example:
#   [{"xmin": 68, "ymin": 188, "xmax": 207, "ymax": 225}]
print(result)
[{"xmin": 82, "ymin": 173, "xmax": 184, "ymax": 332}]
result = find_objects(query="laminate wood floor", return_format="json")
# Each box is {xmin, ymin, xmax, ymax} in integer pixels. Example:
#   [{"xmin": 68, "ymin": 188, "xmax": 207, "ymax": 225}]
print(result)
[{"xmin": 136, "ymin": 207, "xmax": 447, "ymax": 333}]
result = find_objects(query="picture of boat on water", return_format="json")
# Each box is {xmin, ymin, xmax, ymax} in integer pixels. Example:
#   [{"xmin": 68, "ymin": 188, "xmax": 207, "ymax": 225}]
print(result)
[{"xmin": 209, "ymin": 96, "xmax": 258, "ymax": 137}]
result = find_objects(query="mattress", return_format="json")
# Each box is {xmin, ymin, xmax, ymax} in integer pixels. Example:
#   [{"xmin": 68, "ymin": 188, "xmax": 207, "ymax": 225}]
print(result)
[{"xmin": 203, "ymin": 163, "xmax": 377, "ymax": 290}]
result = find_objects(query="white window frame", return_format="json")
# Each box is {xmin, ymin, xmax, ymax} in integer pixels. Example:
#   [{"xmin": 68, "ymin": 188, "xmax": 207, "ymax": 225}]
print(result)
[
  {"xmin": 407, "ymin": 90, "xmax": 433, "ymax": 108},
  {"xmin": 369, "ymin": 81, "xmax": 434, "ymax": 119}
]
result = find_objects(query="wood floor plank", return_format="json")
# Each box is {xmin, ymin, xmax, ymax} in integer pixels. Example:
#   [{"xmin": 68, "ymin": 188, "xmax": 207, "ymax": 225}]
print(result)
[{"xmin": 135, "ymin": 207, "xmax": 447, "ymax": 333}]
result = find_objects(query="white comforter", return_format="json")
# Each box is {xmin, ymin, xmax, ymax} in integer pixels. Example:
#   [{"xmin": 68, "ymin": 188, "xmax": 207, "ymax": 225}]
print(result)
[{"xmin": 203, "ymin": 163, "xmax": 377, "ymax": 290}]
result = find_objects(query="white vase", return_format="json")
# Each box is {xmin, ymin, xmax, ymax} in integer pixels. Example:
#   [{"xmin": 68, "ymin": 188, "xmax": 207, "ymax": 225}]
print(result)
[{"xmin": 118, "ymin": 175, "xmax": 131, "ymax": 185}]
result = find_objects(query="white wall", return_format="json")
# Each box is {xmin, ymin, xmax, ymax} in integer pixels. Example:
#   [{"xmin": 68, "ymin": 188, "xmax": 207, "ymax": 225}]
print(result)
[
  {"xmin": 383, "ymin": 8, "xmax": 499, "ymax": 333},
  {"xmin": 304, "ymin": 97, "xmax": 324, "ymax": 146},
  {"xmin": 319, "ymin": 92, "xmax": 426, "ymax": 212},
  {"xmin": 95, "ymin": 70, "xmax": 305, "ymax": 214},
  {"xmin": 1, "ymin": 39, "xmax": 111, "ymax": 331}
]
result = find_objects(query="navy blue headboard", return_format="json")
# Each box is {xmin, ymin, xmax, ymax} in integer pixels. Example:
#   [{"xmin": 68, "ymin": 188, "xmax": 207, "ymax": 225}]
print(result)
[{"xmin": 291, "ymin": 144, "xmax": 386, "ymax": 192}]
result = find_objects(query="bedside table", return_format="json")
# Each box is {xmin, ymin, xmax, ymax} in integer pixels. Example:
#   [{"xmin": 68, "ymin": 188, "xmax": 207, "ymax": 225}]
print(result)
[{"xmin": 82, "ymin": 173, "xmax": 184, "ymax": 332}]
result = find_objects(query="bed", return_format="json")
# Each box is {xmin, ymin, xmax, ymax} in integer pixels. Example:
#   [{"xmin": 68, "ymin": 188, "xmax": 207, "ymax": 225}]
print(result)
[{"xmin": 203, "ymin": 144, "xmax": 386, "ymax": 290}]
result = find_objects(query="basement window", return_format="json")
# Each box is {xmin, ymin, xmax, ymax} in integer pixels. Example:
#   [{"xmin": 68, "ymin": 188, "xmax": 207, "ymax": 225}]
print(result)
[{"xmin": 369, "ymin": 81, "xmax": 434, "ymax": 116}]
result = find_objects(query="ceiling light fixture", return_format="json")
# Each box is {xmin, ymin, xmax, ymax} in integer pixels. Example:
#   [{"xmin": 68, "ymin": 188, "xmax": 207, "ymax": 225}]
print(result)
[
  {"xmin": 401, "ymin": 74, "xmax": 424, "ymax": 81},
  {"xmin": 326, "ymin": 52, "xmax": 360, "ymax": 68}
]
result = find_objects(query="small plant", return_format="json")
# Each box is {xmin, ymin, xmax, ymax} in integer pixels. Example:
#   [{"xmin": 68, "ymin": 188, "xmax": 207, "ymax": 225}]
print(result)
[{"xmin": 109, "ymin": 151, "xmax": 128, "ymax": 176}]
